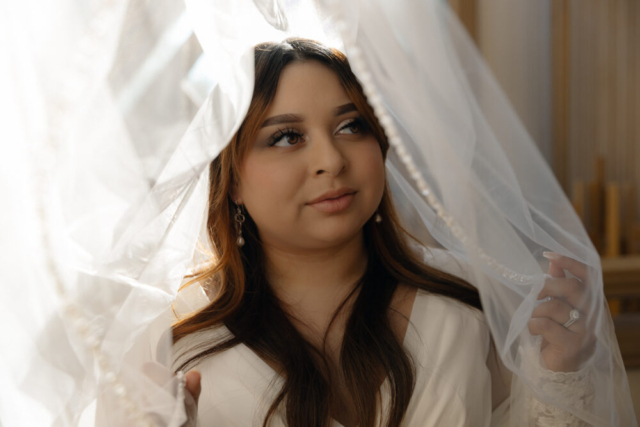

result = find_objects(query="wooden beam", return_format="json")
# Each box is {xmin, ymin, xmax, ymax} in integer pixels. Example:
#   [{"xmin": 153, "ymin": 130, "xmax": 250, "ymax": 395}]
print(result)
[{"xmin": 602, "ymin": 255, "xmax": 640, "ymax": 297}]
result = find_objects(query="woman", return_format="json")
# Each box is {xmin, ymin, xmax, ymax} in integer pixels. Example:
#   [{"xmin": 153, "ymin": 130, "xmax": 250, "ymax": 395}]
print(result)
[
  {"xmin": 171, "ymin": 38, "xmax": 590, "ymax": 427},
  {"xmin": 2, "ymin": 1, "xmax": 635, "ymax": 426}
]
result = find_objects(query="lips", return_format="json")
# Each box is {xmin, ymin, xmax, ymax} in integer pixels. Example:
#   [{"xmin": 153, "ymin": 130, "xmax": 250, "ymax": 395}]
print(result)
[
  {"xmin": 307, "ymin": 188, "xmax": 357, "ymax": 214},
  {"xmin": 307, "ymin": 188, "xmax": 356, "ymax": 205}
]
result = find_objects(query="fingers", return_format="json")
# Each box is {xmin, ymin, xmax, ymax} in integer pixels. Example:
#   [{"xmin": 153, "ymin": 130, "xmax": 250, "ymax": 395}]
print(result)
[
  {"xmin": 538, "ymin": 252, "xmax": 593, "ymax": 317},
  {"xmin": 547, "ymin": 259, "xmax": 566, "ymax": 279},
  {"xmin": 534, "ymin": 253, "xmax": 596, "ymax": 372},
  {"xmin": 140, "ymin": 365, "xmax": 200, "ymax": 427},
  {"xmin": 531, "ymin": 298, "xmax": 585, "ymax": 333},
  {"xmin": 180, "ymin": 371, "xmax": 201, "ymax": 427},
  {"xmin": 537, "ymin": 277, "xmax": 590, "ymax": 314},
  {"xmin": 542, "ymin": 252, "xmax": 588, "ymax": 282},
  {"xmin": 528, "ymin": 317, "xmax": 577, "ymax": 346},
  {"xmin": 185, "ymin": 370, "xmax": 201, "ymax": 401}
]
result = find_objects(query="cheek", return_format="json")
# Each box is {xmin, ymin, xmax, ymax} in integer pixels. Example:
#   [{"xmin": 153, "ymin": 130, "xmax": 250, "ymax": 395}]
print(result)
[
  {"xmin": 350, "ymin": 140, "xmax": 386, "ymax": 197},
  {"xmin": 238, "ymin": 154, "xmax": 304, "ymax": 217}
]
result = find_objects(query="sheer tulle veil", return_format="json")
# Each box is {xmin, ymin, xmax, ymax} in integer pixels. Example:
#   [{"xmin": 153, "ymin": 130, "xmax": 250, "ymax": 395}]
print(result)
[{"xmin": 0, "ymin": 0, "xmax": 636, "ymax": 426}]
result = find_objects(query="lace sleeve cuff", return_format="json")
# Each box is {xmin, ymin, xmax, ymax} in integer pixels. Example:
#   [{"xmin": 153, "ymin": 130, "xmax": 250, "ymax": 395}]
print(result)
[{"xmin": 519, "ymin": 342, "xmax": 595, "ymax": 427}]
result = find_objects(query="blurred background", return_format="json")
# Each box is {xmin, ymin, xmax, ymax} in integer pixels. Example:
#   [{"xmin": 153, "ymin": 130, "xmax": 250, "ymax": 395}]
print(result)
[{"xmin": 448, "ymin": 0, "xmax": 640, "ymax": 415}]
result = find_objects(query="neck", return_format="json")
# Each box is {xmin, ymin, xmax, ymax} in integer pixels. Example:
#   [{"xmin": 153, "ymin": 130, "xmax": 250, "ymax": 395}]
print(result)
[{"xmin": 262, "ymin": 232, "xmax": 368, "ymax": 328}]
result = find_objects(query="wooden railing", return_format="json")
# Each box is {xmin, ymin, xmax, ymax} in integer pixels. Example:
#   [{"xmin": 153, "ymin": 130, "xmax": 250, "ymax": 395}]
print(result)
[{"xmin": 603, "ymin": 256, "xmax": 640, "ymax": 368}]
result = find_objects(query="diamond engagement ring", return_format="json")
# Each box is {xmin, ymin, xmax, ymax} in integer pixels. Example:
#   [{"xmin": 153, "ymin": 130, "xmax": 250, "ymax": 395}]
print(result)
[{"xmin": 563, "ymin": 309, "xmax": 580, "ymax": 328}]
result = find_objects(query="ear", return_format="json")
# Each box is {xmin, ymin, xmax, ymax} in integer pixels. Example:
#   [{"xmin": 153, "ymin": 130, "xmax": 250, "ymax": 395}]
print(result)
[{"xmin": 229, "ymin": 182, "xmax": 242, "ymax": 205}]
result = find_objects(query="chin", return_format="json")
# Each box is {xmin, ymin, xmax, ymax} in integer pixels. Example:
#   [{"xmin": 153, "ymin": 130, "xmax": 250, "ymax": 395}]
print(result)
[{"xmin": 305, "ymin": 215, "xmax": 369, "ymax": 246}]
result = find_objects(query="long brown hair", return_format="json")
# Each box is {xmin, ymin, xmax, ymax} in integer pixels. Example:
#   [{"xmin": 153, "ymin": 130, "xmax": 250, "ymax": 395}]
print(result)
[{"xmin": 173, "ymin": 38, "xmax": 481, "ymax": 427}]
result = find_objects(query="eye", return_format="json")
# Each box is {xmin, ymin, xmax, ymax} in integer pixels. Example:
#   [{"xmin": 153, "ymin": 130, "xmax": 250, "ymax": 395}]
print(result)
[
  {"xmin": 336, "ymin": 117, "xmax": 367, "ymax": 135},
  {"xmin": 269, "ymin": 128, "xmax": 304, "ymax": 147}
]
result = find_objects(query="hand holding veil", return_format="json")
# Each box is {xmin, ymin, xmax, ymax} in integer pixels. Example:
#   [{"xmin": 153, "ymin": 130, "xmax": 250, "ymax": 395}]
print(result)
[{"xmin": 0, "ymin": 0, "xmax": 637, "ymax": 426}]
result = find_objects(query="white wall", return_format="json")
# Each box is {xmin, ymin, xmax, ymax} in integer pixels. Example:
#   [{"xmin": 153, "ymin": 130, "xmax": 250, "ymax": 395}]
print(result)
[{"xmin": 477, "ymin": 0, "xmax": 553, "ymax": 163}]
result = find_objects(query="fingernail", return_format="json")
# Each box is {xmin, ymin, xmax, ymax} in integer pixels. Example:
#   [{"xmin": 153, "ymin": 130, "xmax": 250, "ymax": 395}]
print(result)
[
  {"xmin": 542, "ymin": 251, "xmax": 561, "ymax": 260},
  {"xmin": 535, "ymin": 296, "xmax": 552, "ymax": 306}
]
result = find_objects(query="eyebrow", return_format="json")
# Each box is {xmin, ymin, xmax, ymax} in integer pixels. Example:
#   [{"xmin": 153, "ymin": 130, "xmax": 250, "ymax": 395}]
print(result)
[{"xmin": 260, "ymin": 102, "xmax": 358, "ymax": 128}]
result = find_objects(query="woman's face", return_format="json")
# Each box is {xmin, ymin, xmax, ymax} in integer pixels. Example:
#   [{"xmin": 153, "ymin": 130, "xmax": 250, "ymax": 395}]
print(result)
[{"xmin": 234, "ymin": 60, "xmax": 385, "ymax": 251}]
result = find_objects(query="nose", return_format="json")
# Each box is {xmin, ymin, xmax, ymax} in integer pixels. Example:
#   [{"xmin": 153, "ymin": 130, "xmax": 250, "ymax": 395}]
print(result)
[{"xmin": 310, "ymin": 132, "xmax": 347, "ymax": 177}]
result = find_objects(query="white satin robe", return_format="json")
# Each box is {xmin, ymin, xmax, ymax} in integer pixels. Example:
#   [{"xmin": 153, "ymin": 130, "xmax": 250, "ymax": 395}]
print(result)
[{"xmin": 171, "ymin": 249, "xmax": 511, "ymax": 426}]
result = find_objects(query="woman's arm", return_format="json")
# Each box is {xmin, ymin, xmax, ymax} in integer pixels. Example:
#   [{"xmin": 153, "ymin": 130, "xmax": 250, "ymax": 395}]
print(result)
[
  {"xmin": 487, "ymin": 336, "xmax": 595, "ymax": 427},
  {"xmin": 419, "ymin": 246, "xmax": 597, "ymax": 426}
]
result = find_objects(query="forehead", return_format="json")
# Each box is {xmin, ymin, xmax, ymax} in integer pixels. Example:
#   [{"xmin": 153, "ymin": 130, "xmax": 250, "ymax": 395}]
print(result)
[{"xmin": 266, "ymin": 60, "xmax": 350, "ymax": 116}]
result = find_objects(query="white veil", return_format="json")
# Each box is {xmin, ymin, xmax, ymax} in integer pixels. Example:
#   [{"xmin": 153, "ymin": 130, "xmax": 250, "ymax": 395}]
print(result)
[{"xmin": 0, "ymin": 0, "xmax": 636, "ymax": 426}]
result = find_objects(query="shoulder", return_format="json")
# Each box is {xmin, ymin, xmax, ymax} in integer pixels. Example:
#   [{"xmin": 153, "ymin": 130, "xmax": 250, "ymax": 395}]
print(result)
[
  {"xmin": 411, "ymin": 244, "xmax": 473, "ymax": 282},
  {"xmin": 407, "ymin": 291, "xmax": 492, "ymax": 399},
  {"xmin": 405, "ymin": 246, "xmax": 490, "ymax": 359},
  {"xmin": 407, "ymin": 244, "xmax": 483, "ymax": 321},
  {"xmin": 171, "ymin": 324, "xmax": 232, "ymax": 372},
  {"xmin": 413, "ymin": 289, "xmax": 487, "ymax": 335},
  {"xmin": 172, "ymin": 326, "xmax": 278, "ymax": 426}
]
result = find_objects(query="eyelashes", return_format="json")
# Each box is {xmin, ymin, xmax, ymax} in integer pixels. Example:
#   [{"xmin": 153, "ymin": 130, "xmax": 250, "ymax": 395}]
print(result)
[
  {"xmin": 338, "ymin": 117, "xmax": 369, "ymax": 134},
  {"xmin": 268, "ymin": 127, "xmax": 304, "ymax": 147},
  {"xmin": 267, "ymin": 117, "xmax": 370, "ymax": 148}
]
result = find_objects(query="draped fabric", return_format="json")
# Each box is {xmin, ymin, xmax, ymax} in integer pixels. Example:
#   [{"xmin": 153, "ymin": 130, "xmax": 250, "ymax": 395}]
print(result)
[{"xmin": 0, "ymin": 0, "xmax": 636, "ymax": 426}]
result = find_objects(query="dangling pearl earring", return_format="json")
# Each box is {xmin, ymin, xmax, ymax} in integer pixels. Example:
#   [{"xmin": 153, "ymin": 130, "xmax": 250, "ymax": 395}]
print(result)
[
  {"xmin": 234, "ymin": 203, "xmax": 246, "ymax": 247},
  {"xmin": 375, "ymin": 211, "xmax": 382, "ymax": 223}
]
